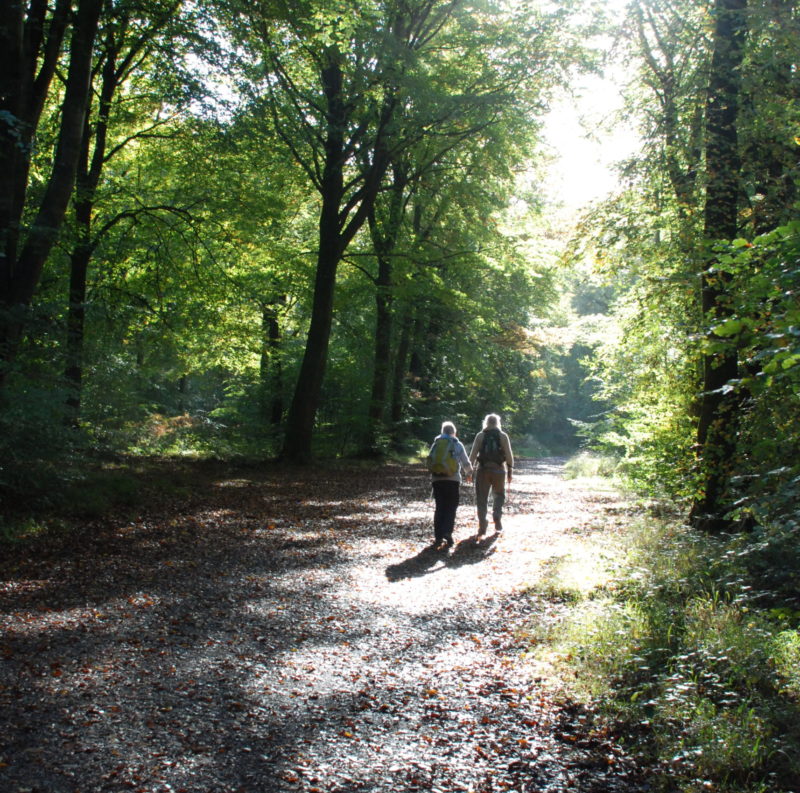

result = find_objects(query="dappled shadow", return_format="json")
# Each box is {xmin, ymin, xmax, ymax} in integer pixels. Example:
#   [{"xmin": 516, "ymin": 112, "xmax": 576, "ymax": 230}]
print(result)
[{"xmin": 0, "ymin": 457, "xmax": 651, "ymax": 793}]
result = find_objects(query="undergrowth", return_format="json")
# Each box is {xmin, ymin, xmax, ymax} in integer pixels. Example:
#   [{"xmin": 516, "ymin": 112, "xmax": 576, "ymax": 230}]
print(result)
[
  {"xmin": 526, "ymin": 476, "xmax": 800, "ymax": 793},
  {"xmin": 563, "ymin": 450, "xmax": 619, "ymax": 479},
  {"xmin": 0, "ymin": 457, "xmax": 201, "ymax": 543}
]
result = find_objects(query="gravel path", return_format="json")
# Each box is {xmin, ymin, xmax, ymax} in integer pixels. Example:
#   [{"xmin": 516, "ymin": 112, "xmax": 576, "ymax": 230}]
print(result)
[{"xmin": 1, "ymin": 458, "xmax": 646, "ymax": 793}]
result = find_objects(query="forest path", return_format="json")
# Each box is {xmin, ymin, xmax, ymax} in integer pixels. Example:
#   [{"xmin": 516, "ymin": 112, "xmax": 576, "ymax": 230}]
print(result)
[{"xmin": 1, "ymin": 458, "xmax": 645, "ymax": 793}]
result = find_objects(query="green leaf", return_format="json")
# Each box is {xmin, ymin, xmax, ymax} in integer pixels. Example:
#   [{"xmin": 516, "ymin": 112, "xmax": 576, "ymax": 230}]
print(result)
[
  {"xmin": 712, "ymin": 318, "xmax": 744, "ymax": 337},
  {"xmin": 781, "ymin": 354, "xmax": 800, "ymax": 371}
]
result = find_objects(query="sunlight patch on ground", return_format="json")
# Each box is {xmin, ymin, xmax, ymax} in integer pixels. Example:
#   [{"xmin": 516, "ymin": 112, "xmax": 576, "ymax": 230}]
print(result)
[
  {"xmin": 0, "ymin": 578, "xmax": 51, "ymax": 596},
  {"xmin": 341, "ymin": 518, "xmax": 568, "ymax": 617},
  {"xmin": 1, "ymin": 459, "xmax": 644, "ymax": 793},
  {"xmin": 1, "ymin": 602, "xmax": 118, "ymax": 636}
]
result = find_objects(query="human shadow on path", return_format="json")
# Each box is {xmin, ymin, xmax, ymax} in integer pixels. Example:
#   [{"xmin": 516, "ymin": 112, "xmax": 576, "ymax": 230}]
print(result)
[
  {"xmin": 385, "ymin": 544, "xmax": 443, "ymax": 581},
  {"xmin": 385, "ymin": 533, "xmax": 498, "ymax": 581},
  {"xmin": 445, "ymin": 532, "xmax": 499, "ymax": 569}
]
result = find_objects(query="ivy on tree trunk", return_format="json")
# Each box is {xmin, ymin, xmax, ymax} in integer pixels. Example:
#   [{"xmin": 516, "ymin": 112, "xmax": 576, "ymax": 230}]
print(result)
[{"xmin": 690, "ymin": 0, "xmax": 748, "ymax": 531}]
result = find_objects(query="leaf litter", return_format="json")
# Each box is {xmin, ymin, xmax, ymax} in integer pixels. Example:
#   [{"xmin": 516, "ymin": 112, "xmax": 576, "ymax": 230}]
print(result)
[{"xmin": 1, "ymin": 458, "xmax": 650, "ymax": 792}]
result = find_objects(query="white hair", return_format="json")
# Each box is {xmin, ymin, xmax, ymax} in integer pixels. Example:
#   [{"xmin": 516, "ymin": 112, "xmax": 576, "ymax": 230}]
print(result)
[
  {"xmin": 483, "ymin": 413, "xmax": 501, "ymax": 430},
  {"xmin": 441, "ymin": 421, "xmax": 456, "ymax": 435}
]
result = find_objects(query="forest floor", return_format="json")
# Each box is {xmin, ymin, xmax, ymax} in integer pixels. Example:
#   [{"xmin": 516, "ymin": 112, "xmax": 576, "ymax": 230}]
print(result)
[{"xmin": 0, "ymin": 458, "xmax": 653, "ymax": 793}]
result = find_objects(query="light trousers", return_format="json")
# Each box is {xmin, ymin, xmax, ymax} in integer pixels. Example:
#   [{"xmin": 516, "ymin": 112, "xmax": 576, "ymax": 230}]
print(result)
[{"xmin": 475, "ymin": 466, "xmax": 505, "ymax": 531}]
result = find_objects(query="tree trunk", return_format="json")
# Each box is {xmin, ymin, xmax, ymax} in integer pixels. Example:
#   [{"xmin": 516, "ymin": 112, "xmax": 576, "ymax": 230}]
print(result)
[
  {"xmin": 177, "ymin": 375, "xmax": 188, "ymax": 414},
  {"xmin": 63, "ymin": 20, "xmax": 121, "ymax": 425},
  {"xmin": 689, "ymin": 0, "xmax": 748, "ymax": 531},
  {"xmin": 0, "ymin": 0, "xmax": 102, "ymax": 387},
  {"xmin": 281, "ymin": 48, "xmax": 391, "ymax": 462},
  {"xmin": 368, "ymin": 262, "xmax": 393, "ymax": 427},
  {"xmin": 260, "ymin": 298, "xmax": 285, "ymax": 426},
  {"xmin": 408, "ymin": 311, "xmax": 428, "ymax": 398},
  {"xmin": 364, "ymin": 163, "xmax": 407, "ymax": 453},
  {"xmin": 61, "ymin": 7, "xmax": 178, "ymax": 420},
  {"xmin": 64, "ymin": 236, "xmax": 91, "ymax": 427},
  {"xmin": 281, "ymin": 52, "xmax": 346, "ymax": 463},
  {"xmin": 390, "ymin": 307, "xmax": 413, "ymax": 434},
  {"xmin": 1, "ymin": 0, "xmax": 71, "ymax": 281},
  {"xmin": 282, "ymin": 247, "xmax": 339, "ymax": 461}
]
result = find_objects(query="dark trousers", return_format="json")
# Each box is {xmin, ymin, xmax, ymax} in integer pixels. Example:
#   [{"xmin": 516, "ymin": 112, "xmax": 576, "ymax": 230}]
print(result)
[{"xmin": 432, "ymin": 480, "xmax": 460, "ymax": 542}]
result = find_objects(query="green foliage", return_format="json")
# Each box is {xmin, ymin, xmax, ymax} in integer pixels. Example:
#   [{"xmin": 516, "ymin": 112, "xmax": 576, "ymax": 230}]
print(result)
[
  {"xmin": 0, "ymin": 0, "xmax": 630, "ymax": 488},
  {"xmin": 713, "ymin": 222, "xmax": 800, "ymax": 531},
  {"xmin": 0, "ymin": 384, "xmax": 79, "ymax": 513},
  {"xmin": 572, "ymin": 0, "xmax": 800, "ymax": 527},
  {"xmin": 535, "ymin": 513, "xmax": 800, "ymax": 793},
  {"xmin": 568, "ymin": 193, "xmax": 702, "ymax": 500}
]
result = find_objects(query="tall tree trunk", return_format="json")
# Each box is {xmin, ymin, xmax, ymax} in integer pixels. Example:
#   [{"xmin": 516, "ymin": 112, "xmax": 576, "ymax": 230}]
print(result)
[
  {"xmin": 260, "ymin": 298, "xmax": 285, "ymax": 426},
  {"xmin": 177, "ymin": 374, "xmax": 188, "ymax": 413},
  {"xmin": 64, "ymin": 19, "xmax": 119, "ymax": 425},
  {"xmin": 388, "ymin": 197, "xmax": 439, "ymax": 436},
  {"xmin": 365, "ymin": 257, "xmax": 393, "ymax": 448},
  {"xmin": 689, "ymin": 0, "xmax": 748, "ymax": 531},
  {"xmin": 0, "ymin": 0, "xmax": 102, "ymax": 387},
  {"xmin": 390, "ymin": 308, "xmax": 413, "ymax": 431},
  {"xmin": 408, "ymin": 311, "xmax": 428, "ymax": 397},
  {"xmin": 281, "ymin": 49, "xmax": 391, "ymax": 462},
  {"xmin": 64, "ymin": 233, "xmax": 91, "ymax": 426},
  {"xmin": 364, "ymin": 163, "xmax": 407, "ymax": 453},
  {"xmin": 281, "ymin": 116, "xmax": 345, "ymax": 461},
  {"xmin": 1, "ymin": 0, "xmax": 71, "ymax": 280},
  {"xmin": 61, "ymin": 6, "xmax": 178, "ymax": 421}
]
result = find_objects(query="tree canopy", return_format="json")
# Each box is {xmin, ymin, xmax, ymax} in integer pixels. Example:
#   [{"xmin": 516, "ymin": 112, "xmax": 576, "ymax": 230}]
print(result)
[
  {"xmin": 1, "ymin": 0, "xmax": 798, "ymax": 540},
  {"xmin": 3, "ymin": 3, "xmax": 800, "ymax": 791}
]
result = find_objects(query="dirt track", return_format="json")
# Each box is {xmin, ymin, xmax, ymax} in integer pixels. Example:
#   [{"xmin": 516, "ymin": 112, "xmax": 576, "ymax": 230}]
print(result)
[{"xmin": 0, "ymin": 458, "xmax": 646, "ymax": 792}]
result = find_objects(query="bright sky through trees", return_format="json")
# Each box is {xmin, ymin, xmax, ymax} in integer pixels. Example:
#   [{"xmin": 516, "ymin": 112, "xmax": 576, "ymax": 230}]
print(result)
[
  {"xmin": 542, "ymin": 1, "xmax": 639, "ymax": 214},
  {"xmin": 543, "ymin": 71, "xmax": 639, "ymax": 212}
]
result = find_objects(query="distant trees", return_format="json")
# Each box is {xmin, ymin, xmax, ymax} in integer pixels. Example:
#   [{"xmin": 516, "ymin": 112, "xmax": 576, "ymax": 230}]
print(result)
[
  {"xmin": 222, "ymin": 0, "xmax": 577, "ymax": 462},
  {"xmin": 1, "ymin": 0, "xmax": 597, "ymax": 493}
]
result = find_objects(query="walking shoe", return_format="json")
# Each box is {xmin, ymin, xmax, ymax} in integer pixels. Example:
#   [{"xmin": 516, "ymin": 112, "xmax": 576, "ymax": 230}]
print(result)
[{"xmin": 494, "ymin": 519, "xmax": 503, "ymax": 533}]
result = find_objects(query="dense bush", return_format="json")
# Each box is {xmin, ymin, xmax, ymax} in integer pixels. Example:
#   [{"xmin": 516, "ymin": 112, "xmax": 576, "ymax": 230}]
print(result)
[{"xmin": 533, "ymin": 492, "xmax": 800, "ymax": 793}]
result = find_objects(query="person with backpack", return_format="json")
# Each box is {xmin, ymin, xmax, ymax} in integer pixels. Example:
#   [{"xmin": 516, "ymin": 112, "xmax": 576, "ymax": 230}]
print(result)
[
  {"xmin": 469, "ymin": 413, "xmax": 514, "ymax": 538},
  {"xmin": 426, "ymin": 421, "xmax": 473, "ymax": 551}
]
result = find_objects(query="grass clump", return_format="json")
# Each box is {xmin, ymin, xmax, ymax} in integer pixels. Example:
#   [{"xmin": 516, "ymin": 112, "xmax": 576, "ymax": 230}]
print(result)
[
  {"xmin": 529, "ymin": 510, "xmax": 800, "ymax": 793},
  {"xmin": 564, "ymin": 450, "xmax": 619, "ymax": 479}
]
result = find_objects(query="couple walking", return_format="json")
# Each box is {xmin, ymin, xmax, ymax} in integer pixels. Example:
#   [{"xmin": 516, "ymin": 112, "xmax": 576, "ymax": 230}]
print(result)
[{"xmin": 427, "ymin": 413, "xmax": 514, "ymax": 551}]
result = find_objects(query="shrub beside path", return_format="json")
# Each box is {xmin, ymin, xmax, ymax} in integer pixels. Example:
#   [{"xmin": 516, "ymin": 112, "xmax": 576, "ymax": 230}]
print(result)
[{"xmin": 1, "ymin": 458, "xmax": 649, "ymax": 792}]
